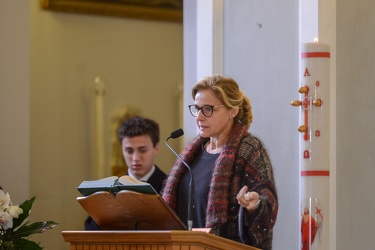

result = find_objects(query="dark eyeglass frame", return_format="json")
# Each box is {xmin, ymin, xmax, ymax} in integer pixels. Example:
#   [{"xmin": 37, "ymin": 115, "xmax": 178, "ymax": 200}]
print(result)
[{"xmin": 188, "ymin": 104, "xmax": 225, "ymax": 117}]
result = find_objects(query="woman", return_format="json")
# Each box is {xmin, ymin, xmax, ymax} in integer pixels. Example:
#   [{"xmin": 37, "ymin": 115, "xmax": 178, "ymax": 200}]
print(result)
[{"xmin": 162, "ymin": 75, "xmax": 278, "ymax": 249}]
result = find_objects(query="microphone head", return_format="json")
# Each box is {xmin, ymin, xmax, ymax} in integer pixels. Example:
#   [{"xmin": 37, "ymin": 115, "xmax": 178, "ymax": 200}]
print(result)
[{"xmin": 170, "ymin": 128, "xmax": 184, "ymax": 139}]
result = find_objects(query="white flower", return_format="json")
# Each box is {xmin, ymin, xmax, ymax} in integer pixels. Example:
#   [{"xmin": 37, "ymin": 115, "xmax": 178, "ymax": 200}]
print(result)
[
  {"xmin": 0, "ymin": 189, "xmax": 11, "ymax": 210},
  {"xmin": 0, "ymin": 210, "xmax": 13, "ymax": 230},
  {"xmin": 8, "ymin": 205, "xmax": 23, "ymax": 219},
  {"xmin": 0, "ymin": 191, "xmax": 58, "ymax": 249},
  {"xmin": 0, "ymin": 190, "xmax": 23, "ymax": 230}
]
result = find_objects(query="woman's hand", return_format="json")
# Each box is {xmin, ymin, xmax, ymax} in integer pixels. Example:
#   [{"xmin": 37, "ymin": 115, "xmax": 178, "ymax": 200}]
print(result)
[{"xmin": 236, "ymin": 185, "xmax": 261, "ymax": 211}]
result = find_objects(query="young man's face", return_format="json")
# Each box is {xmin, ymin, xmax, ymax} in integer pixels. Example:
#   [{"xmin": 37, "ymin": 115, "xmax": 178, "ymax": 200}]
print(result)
[{"xmin": 121, "ymin": 134, "xmax": 159, "ymax": 180}]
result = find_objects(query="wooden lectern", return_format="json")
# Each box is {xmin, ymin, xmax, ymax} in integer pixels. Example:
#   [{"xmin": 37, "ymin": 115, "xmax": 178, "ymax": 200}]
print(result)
[
  {"xmin": 77, "ymin": 190, "xmax": 186, "ymax": 230},
  {"xmin": 68, "ymin": 191, "xmax": 259, "ymax": 250},
  {"xmin": 62, "ymin": 230, "xmax": 260, "ymax": 250}
]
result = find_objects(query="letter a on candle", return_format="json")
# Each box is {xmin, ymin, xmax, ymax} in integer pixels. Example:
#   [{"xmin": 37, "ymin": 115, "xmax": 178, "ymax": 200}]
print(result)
[{"xmin": 304, "ymin": 68, "xmax": 310, "ymax": 77}]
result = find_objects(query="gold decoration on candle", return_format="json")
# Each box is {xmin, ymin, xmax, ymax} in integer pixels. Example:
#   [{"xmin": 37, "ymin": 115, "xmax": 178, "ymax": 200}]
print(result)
[
  {"xmin": 312, "ymin": 99, "xmax": 322, "ymax": 107},
  {"xmin": 290, "ymin": 100, "xmax": 302, "ymax": 107},
  {"xmin": 298, "ymin": 86, "xmax": 309, "ymax": 94},
  {"xmin": 298, "ymin": 125, "xmax": 307, "ymax": 133}
]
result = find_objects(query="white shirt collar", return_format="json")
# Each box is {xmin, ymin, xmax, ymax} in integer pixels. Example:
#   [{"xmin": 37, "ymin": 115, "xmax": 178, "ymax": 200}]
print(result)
[{"xmin": 128, "ymin": 165, "xmax": 156, "ymax": 182}]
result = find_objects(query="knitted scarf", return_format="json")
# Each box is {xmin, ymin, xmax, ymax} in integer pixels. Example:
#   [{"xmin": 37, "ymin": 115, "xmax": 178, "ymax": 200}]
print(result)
[{"xmin": 162, "ymin": 122, "xmax": 249, "ymax": 230}]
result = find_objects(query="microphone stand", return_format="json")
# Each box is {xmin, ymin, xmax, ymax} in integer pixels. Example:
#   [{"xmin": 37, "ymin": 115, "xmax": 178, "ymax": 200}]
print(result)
[{"xmin": 165, "ymin": 130, "xmax": 194, "ymax": 231}]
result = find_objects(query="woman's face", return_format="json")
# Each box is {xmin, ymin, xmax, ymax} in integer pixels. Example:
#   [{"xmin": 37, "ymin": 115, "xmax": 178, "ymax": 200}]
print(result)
[{"xmin": 194, "ymin": 89, "xmax": 233, "ymax": 138}]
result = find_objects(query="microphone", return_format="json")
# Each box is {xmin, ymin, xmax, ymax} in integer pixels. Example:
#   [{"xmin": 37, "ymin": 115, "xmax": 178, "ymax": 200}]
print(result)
[
  {"xmin": 165, "ymin": 128, "xmax": 194, "ymax": 231},
  {"xmin": 169, "ymin": 128, "xmax": 184, "ymax": 139}
]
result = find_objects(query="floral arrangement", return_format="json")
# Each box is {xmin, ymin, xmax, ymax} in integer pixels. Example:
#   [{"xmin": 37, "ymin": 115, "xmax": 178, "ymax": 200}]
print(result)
[{"xmin": 0, "ymin": 188, "xmax": 58, "ymax": 250}]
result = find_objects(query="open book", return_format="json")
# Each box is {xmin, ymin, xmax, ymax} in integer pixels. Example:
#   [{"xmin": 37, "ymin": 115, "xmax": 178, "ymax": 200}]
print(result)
[{"xmin": 77, "ymin": 175, "xmax": 157, "ymax": 196}]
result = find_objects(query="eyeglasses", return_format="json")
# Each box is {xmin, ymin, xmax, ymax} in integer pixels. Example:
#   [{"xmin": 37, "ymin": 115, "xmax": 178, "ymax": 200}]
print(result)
[{"xmin": 188, "ymin": 104, "xmax": 225, "ymax": 117}]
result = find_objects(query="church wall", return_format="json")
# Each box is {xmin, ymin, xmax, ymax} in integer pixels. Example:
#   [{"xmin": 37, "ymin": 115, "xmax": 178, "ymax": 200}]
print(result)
[
  {"xmin": 336, "ymin": 1, "xmax": 375, "ymax": 249},
  {"xmin": 0, "ymin": 1, "xmax": 31, "ymax": 203},
  {"xmin": 2, "ymin": 0, "xmax": 375, "ymax": 249},
  {"xmin": 30, "ymin": 2, "xmax": 182, "ymax": 249}
]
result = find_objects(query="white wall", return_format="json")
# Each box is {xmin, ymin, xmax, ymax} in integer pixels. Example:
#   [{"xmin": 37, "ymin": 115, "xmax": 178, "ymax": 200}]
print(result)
[
  {"xmin": 224, "ymin": 2, "xmax": 300, "ymax": 248},
  {"xmin": 184, "ymin": 0, "xmax": 299, "ymax": 249},
  {"xmin": 336, "ymin": 1, "xmax": 375, "ymax": 249}
]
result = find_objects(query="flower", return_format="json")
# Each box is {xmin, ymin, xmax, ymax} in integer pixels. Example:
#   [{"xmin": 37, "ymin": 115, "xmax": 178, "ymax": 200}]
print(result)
[{"xmin": 0, "ymin": 189, "xmax": 58, "ymax": 250}]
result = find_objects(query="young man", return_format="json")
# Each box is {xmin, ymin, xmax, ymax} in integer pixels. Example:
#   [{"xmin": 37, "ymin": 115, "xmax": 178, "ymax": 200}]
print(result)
[
  {"xmin": 118, "ymin": 116, "xmax": 166, "ymax": 192},
  {"xmin": 85, "ymin": 116, "xmax": 167, "ymax": 230}
]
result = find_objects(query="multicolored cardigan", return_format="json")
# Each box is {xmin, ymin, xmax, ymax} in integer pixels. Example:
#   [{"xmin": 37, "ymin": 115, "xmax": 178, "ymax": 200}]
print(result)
[{"xmin": 162, "ymin": 122, "xmax": 278, "ymax": 249}]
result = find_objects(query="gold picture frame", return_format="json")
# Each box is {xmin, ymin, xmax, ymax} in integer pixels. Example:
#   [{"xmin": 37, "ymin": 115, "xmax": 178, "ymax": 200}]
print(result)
[{"xmin": 40, "ymin": 0, "xmax": 183, "ymax": 22}]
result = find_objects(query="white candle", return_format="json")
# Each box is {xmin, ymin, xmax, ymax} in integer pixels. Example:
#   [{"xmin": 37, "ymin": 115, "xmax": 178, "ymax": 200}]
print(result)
[
  {"xmin": 300, "ymin": 40, "xmax": 331, "ymax": 250},
  {"xmin": 95, "ymin": 77, "xmax": 105, "ymax": 178},
  {"xmin": 300, "ymin": 40, "xmax": 330, "ymax": 171}
]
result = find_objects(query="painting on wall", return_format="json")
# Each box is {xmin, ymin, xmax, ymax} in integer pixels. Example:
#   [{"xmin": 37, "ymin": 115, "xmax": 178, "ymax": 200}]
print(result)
[{"xmin": 41, "ymin": 0, "xmax": 183, "ymax": 22}]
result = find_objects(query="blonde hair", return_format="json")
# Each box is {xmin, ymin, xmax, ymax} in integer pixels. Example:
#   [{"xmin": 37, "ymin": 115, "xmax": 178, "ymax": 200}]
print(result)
[{"xmin": 192, "ymin": 75, "xmax": 253, "ymax": 129}]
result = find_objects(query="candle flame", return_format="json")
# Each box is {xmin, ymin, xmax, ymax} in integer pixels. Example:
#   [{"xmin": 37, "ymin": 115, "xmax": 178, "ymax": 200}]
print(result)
[{"xmin": 314, "ymin": 37, "xmax": 319, "ymax": 43}]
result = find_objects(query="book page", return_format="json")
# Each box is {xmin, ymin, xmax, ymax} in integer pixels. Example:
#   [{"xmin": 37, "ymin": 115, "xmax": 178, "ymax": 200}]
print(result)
[
  {"xmin": 77, "ymin": 175, "xmax": 157, "ymax": 196},
  {"xmin": 117, "ymin": 175, "xmax": 144, "ymax": 185}
]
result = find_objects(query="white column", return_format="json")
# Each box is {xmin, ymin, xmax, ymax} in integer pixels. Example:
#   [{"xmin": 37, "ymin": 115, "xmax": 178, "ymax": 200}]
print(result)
[
  {"xmin": 184, "ymin": 0, "xmax": 224, "ymax": 144},
  {"xmin": 196, "ymin": 0, "xmax": 224, "ymax": 79}
]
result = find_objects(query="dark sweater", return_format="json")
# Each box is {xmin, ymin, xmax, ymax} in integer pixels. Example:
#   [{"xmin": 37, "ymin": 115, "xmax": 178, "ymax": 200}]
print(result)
[
  {"xmin": 177, "ymin": 145, "xmax": 219, "ymax": 227},
  {"xmin": 162, "ymin": 122, "xmax": 278, "ymax": 250}
]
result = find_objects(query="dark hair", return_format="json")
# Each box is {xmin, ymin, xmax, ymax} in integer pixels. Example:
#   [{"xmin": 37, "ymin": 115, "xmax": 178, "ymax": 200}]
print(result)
[{"xmin": 118, "ymin": 116, "xmax": 160, "ymax": 147}]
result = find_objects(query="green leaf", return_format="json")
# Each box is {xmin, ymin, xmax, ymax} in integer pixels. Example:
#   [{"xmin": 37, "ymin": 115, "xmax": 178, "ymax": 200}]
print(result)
[
  {"xmin": 7, "ymin": 221, "xmax": 58, "ymax": 240},
  {"xmin": 12, "ymin": 196, "xmax": 36, "ymax": 230},
  {"xmin": 12, "ymin": 237, "xmax": 43, "ymax": 249},
  {"xmin": 0, "ymin": 196, "xmax": 58, "ymax": 249}
]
